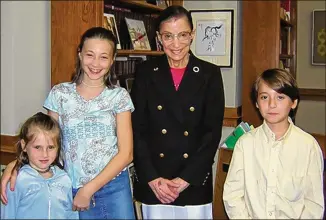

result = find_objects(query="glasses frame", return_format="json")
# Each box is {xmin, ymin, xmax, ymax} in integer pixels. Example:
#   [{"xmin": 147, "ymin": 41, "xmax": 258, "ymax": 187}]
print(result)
[{"xmin": 158, "ymin": 31, "xmax": 194, "ymax": 43}]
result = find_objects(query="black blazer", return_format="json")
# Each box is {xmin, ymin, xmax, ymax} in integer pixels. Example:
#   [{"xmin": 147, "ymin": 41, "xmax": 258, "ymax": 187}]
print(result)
[{"xmin": 130, "ymin": 51, "xmax": 225, "ymax": 206}]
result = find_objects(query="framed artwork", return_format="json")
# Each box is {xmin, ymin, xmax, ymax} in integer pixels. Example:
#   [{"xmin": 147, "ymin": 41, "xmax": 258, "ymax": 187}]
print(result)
[
  {"xmin": 103, "ymin": 13, "xmax": 121, "ymax": 49},
  {"xmin": 156, "ymin": 0, "xmax": 168, "ymax": 9},
  {"xmin": 125, "ymin": 18, "xmax": 151, "ymax": 51},
  {"xmin": 312, "ymin": 10, "xmax": 326, "ymax": 65},
  {"xmin": 190, "ymin": 10, "xmax": 234, "ymax": 68}
]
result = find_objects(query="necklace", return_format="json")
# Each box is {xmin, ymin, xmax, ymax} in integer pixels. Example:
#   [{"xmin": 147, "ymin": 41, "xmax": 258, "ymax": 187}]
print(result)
[
  {"xmin": 36, "ymin": 167, "xmax": 51, "ymax": 174},
  {"xmin": 82, "ymin": 80, "xmax": 104, "ymax": 88}
]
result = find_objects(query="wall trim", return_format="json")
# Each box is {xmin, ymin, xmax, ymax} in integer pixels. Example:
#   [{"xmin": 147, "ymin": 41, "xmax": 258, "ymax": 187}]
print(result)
[
  {"xmin": 299, "ymin": 88, "xmax": 326, "ymax": 101},
  {"xmin": 223, "ymin": 106, "xmax": 242, "ymax": 127},
  {"xmin": 0, "ymin": 135, "xmax": 18, "ymax": 165}
]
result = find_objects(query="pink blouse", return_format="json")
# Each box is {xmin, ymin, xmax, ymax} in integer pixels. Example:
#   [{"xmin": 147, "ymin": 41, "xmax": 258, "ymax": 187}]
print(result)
[{"xmin": 170, "ymin": 67, "xmax": 186, "ymax": 91}]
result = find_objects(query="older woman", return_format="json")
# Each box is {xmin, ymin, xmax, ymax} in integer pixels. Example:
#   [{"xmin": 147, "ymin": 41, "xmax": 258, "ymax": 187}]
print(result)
[{"xmin": 130, "ymin": 5, "xmax": 225, "ymax": 219}]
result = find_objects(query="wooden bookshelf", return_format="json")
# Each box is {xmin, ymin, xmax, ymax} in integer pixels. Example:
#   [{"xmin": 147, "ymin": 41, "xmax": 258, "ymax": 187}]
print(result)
[
  {"xmin": 51, "ymin": 0, "xmax": 182, "ymax": 86},
  {"xmin": 119, "ymin": 0, "xmax": 164, "ymax": 12},
  {"xmin": 117, "ymin": 50, "xmax": 164, "ymax": 56},
  {"xmin": 242, "ymin": 0, "xmax": 297, "ymax": 127},
  {"xmin": 280, "ymin": 17, "xmax": 293, "ymax": 27},
  {"xmin": 279, "ymin": 54, "xmax": 294, "ymax": 59}
]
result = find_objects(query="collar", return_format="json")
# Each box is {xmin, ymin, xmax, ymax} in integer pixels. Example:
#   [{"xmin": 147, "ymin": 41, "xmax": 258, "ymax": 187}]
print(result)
[{"xmin": 262, "ymin": 117, "xmax": 293, "ymax": 142}]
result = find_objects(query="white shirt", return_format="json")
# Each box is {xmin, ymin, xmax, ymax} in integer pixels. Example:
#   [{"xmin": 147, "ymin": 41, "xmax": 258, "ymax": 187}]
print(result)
[{"xmin": 223, "ymin": 118, "xmax": 324, "ymax": 219}]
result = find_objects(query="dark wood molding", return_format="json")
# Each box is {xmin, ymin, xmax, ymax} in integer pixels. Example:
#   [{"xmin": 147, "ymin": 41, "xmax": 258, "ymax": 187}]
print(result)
[
  {"xmin": 0, "ymin": 135, "xmax": 18, "ymax": 165},
  {"xmin": 299, "ymin": 88, "xmax": 326, "ymax": 101},
  {"xmin": 223, "ymin": 106, "xmax": 242, "ymax": 127}
]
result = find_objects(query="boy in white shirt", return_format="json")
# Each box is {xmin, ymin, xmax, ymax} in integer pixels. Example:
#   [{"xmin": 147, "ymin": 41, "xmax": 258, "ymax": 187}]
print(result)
[{"xmin": 223, "ymin": 68, "xmax": 324, "ymax": 219}]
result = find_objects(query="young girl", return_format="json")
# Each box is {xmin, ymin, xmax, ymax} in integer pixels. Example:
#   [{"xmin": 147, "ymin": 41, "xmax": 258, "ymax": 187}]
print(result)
[
  {"xmin": 223, "ymin": 68, "xmax": 324, "ymax": 219},
  {"xmin": 1, "ymin": 27, "xmax": 135, "ymax": 219},
  {"xmin": 1, "ymin": 112, "xmax": 78, "ymax": 219}
]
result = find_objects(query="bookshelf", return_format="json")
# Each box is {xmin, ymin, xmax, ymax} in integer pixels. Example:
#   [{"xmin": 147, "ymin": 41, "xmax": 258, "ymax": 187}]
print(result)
[
  {"xmin": 242, "ymin": 0, "xmax": 297, "ymax": 127},
  {"xmin": 51, "ymin": 0, "xmax": 183, "ymax": 86}
]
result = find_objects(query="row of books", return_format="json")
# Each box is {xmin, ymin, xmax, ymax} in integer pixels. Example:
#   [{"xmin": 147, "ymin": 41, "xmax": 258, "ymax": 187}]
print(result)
[{"xmin": 104, "ymin": 4, "xmax": 160, "ymax": 51}]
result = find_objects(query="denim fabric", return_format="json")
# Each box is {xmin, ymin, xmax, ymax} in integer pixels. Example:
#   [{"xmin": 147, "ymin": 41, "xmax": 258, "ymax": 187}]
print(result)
[{"xmin": 72, "ymin": 170, "xmax": 135, "ymax": 219}]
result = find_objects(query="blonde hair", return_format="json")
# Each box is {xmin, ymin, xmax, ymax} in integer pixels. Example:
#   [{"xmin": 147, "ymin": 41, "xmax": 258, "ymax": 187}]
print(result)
[
  {"xmin": 253, "ymin": 68, "xmax": 300, "ymax": 119},
  {"xmin": 13, "ymin": 112, "xmax": 63, "ymax": 172}
]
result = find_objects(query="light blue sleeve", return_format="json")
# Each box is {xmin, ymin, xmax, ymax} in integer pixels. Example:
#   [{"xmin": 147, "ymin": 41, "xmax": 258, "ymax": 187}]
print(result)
[
  {"xmin": 64, "ymin": 174, "xmax": 79, "ymax": 219},
  {"xmin": 43, "ymin": 85, "xmax": 59, "ymax": 113},
  {"xmin": 1, "ymin": 184, "xmax": 19, "ymax": 219},
  {"xmin": 114, "ymin": 88, "xmax": 135, "ymax": 114}
]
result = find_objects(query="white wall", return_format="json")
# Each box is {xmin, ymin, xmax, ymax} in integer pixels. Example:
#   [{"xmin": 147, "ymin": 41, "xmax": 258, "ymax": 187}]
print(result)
[
  {"xmin": 295, "ymin": 1, "xmax": 325, "ymax": 135},
  {"xmin": 184, "ymin": 1, "xmax": 242, "ymax": 107},
  {"xmin": 1, "ymin": 1, "xmax": 51, "ymax": 135}
]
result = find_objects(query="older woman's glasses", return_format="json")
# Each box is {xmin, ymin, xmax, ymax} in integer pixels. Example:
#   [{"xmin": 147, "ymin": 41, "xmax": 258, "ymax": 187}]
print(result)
[{"xmin": 159, "ymin": 31, "xmax": 192, "ymax": 43}]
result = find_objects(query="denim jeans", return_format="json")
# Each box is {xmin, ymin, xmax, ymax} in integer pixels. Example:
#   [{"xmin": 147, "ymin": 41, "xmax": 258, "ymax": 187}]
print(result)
[{"xmin": 72, "ymin": 170, "xmax": 135, "ymax": 219}]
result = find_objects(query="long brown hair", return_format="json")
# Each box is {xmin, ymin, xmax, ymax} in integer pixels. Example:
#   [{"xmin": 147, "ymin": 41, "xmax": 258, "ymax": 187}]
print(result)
[
  {"xmin": 13, "ymin": 112, "xmax": 64, "ymax": 172},
  {"xmin": 71, "ymin": 27, "xmax": 118, "ymax": 88}
]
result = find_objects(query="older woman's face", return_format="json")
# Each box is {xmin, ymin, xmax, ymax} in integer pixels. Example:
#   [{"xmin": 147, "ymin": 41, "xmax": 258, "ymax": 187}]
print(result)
[{"xmin": 158, "ymin": 16, "xmax": 193, "ymax": 62}]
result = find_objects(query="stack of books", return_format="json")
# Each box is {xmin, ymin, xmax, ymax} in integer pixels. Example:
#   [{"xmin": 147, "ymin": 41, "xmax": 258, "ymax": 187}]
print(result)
[{"xmin": 219, "ymin": 122, "xmax": 254, "ymax": 149}]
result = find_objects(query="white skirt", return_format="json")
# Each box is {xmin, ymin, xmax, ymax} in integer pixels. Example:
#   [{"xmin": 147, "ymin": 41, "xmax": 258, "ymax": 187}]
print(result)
[{"xmin": 141, "ymin": 203, "xmax": 212, "ymax": 219}]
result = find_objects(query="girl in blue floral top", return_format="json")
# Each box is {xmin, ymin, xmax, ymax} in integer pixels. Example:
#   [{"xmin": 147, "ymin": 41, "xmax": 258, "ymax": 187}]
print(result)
[{"xmin": 1, "ymin": 27, "xmax": 135, "ymax": 219}]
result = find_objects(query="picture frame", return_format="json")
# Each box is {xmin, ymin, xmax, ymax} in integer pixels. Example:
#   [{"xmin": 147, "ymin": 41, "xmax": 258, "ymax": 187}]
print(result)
[
  {"xmin": 125, "ymin": 18, "xmax": 151, "ymax": 51},
  {"xmin": 190, "ymin": 10, "xmax": 234, "ymax": 68},
  {"xmin": 312, "ymin": 10, "xmax": 326, "ymax": 65},
  {"xmin": 156, "ymin": 0, "xmax": 168, "ymax": 9},
  {"xmin": 104, "ymin": 13, "xmax": 121, "ymax": 49}
]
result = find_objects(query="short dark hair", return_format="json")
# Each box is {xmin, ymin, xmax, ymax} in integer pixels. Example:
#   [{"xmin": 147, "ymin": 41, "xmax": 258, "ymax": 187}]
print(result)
[
  {"xmin": 71, "ymin": 27, "xmax": 118, "ymax": 88},
  {"xmin": 156, "ymin": 5, "xmax": 193, "ymax": 32},
  {"xmin": 252, "ymin": 68, "xmax": 300, "ymax": 119}
]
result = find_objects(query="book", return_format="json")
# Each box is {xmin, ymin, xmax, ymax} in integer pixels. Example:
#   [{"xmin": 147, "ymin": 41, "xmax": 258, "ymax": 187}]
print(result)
[
  {"xmin": 104, "ymin": 13, "xmax": 121, "ymax": 49},
  {"xmin": 280, "ymin": 0, "xmax": 291, "ymax": 20},
  {"xmin": 125, "ymin": 17, "xmax": 151, "ymax": 51},
  {"xmin": 219, "ymin": 121, "xmax": 254, "ymax": 149}
]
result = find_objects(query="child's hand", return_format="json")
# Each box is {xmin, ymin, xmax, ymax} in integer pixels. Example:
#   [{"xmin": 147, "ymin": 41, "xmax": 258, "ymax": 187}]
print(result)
[
  {"xmin": 1, "ymin": 160, "xmax": 17, "ymax": 205},
  {"xmin": 72, "ymin": 186, "xmax": 92, "ymax": 212}
]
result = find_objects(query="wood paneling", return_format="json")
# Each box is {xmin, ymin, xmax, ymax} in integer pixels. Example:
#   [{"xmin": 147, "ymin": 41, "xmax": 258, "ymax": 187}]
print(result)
[
  {"xmin": 213, "ymin": 148, "xmax": 233, "ymax": 220},
  {"xmin": 51, "ymin": 1, "xmax": 103, "ymax": 86},
  {"xmin": 223, "ymin": 107, "xmax": 242, "ymax": 127},
  {"xmin": 299, "ymin": 88, "xmax": 326, "ymax": 101},
  {"xmin": 242, "ymin": 0, "xmax": 281, "ymax": 128},
  {"xmin": 0, "ymin": 135, "xmax": 18, "ymax": 165}
]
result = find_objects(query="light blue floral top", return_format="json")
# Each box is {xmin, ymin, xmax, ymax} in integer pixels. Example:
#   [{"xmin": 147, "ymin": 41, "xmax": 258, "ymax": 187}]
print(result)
[{"xmin": 43, "ymin": 82, "xmax": 134, "ymax": 188}]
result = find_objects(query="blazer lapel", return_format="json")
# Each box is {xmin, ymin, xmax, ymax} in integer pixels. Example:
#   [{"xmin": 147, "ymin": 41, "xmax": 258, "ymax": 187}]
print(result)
[
  {"xmin": 150, "ymin": 55, "xmax": 184, "ymax": 123},
  {"xmin": 178, "ymin": 52, "xmax": 206, "ymax": 103}
]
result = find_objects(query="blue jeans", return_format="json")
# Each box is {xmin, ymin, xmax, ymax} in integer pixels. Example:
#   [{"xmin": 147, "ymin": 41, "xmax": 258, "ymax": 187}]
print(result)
[{"xmin": 72, "ymin": 170, "xmax": 135, "ymax": 219}]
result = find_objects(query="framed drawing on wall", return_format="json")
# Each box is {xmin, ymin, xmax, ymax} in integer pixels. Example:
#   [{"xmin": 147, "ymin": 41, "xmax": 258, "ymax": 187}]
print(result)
[
  {"xmin": 312, "ymin": 10, "xmax": 326, "ymax": 65},
  {"xmin": 190, "ymin": 10, "xmax": 234, "ymax": 68}
]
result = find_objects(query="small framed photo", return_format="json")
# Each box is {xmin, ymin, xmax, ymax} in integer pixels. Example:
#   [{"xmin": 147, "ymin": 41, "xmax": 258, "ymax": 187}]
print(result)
[
  {"xmin": 125, "ymin": 18, "xmax": 151, "ymax": 51},
  {"xmin": 104, "ymin": 13, "xmax": 121, "ymax": 49},
  {"xmin": 125, "ymin": 77, "xmax": 135, "ymax": 93},
  {"xmin": 156, "ymin": 0, "xmax": 168, "ymax": 9},
  {"xmin": 190, "ymin": 10, "xmax": 234, "ymax": 68},
  {"xmin": 118, "ymin": 75, "xmax": 135, "ymax": 93}
]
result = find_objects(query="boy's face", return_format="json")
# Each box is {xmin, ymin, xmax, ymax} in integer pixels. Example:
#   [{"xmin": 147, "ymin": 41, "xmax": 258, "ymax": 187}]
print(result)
[{"xmin": 256, "ymin": 81, "xmax": 297, "ymax": 127}]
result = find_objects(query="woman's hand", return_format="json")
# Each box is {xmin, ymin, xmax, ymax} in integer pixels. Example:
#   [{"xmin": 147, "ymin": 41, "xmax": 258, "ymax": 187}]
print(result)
[
  {"xmin": 72, "ymin": 186, "xmax": 93, "ymax": 212},
  {"xmin": 148, "ymin": 177, "xmax": 180, "ymax": 204},
  {"xmin": 1, "ymin": 160, "xmax": 17, "ymax": 205},
  {"xmin": 172, "ymin": 177, "xmax": 189, "ymax": 193}
]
